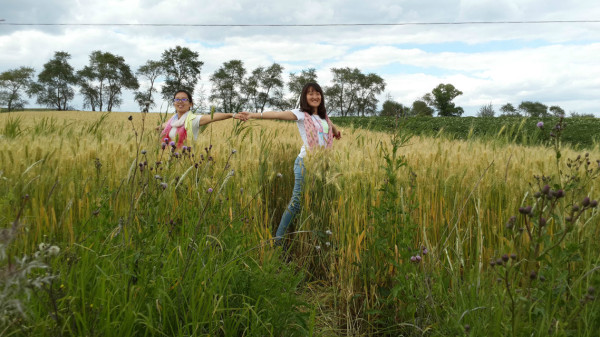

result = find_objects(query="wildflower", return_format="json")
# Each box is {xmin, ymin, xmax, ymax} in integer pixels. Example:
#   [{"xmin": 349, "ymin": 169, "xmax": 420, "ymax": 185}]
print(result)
[
  {"xmin": 415, "ymin": 255, "xmax": 422, "ymax": 262},
  {"xmin": 502, "ymin": 254, "xmax": 509, "ymax": 263},
  {"xmin": 510, "ymin": 253, "xmax": 517, "ymax": 260},
  {"xmin": 39, "ymin": 242, "xmax": 48, "ymax": 251},
  {"xmin": 154, "ymin": 175, "xmax": 162, "ymax": 180},
  {"xmin": 536, "ymin": 121, "xmax": 544, "ymax": 129},
  {"xmin": 182, "ymin": 146, "xmax": 188, "ymax": 153},
  {"xmin": 591, "ymin": 200, "xmax": 598, "ymax": 208},
  {"xmin": 207, "ymin": 188, "xmax": 213, "ymax": 193},
  {"xmin": 496, "ymin": 258, "xmax": 503, "ymax": 266},
  {"xmin": 542, "ymin": 185, "xmax": 550, "ymax": 194},
  {"xmin": 422, "ymin": 247, "xmax": 428, "ymax": 255},
  {"xmin": 572, "ymin": 204, "xmax": 580, "ymax": 212},
  {"xmin": 315, "ymin": 245, "xmax": 321, "ymax": 251},
  {"xmin": 276, "ymin": 173, "xmax": 282, "ymax": 178},
  {"xmin": 170, "ymin": 141, "xmax": 176, "ymax": 147},
  {"xmin": 128, "ymin": 115, "xmax": 133, "ymax": 121},
  {"xmin": 411, "ymin": 256, "xmax": 417, "ymax": 262},
  {"xmin": 325, "ymin": 229, "xmax": 332, "ymax": 236},
  {"xmin": 325, "ymin": 242, "xmax": 331, "ymax": 247},
  {"xmin": 164, "ymin": 138, "xmax": 169, "ymax": 142},
  {"xmin": 160, "ymin": 182, "xmax": 168, "ymax": 190},
  {"xmin": 173, "ymin": 152, "xmax": 180, "ymax": 158},
  {"xmin": 530, "ymin": 270, "xmax": 537, "ymax": 280},
  {"xmin": 582, "ymin": 197, "xmax": 590, "ymax": 207},
  {"xmin": 141, "ymin": 149, "xmax": 147, "ymax": 155},
  {"xmin": 48, "ymin": 246, "xmax": 60, "ymax": 256},
  {"xmin": 231, "ymin": 149, "xmax": 237, "ymax": 154},
  {"xmin": 161, "ymin": 142, "xmax": 167, "ymax": 150},
  {"xmin": 539, "ymin": 217, "xmax": 547, "ymax": 227}
]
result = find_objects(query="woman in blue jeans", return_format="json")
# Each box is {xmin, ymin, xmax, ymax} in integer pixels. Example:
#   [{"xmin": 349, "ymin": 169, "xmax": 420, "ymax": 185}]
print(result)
[{"xmin": 239, "ymin": 82, "xmax": 341, "ymax": 244}]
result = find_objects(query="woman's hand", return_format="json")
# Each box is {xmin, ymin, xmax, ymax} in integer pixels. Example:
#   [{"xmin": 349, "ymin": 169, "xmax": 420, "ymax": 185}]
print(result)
[{"xmin": 235, "ymin": 111, "xmax": 250, "ymax": 121}]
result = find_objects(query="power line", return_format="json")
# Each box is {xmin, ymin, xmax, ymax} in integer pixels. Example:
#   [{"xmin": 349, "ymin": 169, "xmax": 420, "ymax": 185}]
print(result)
[{"xmin": 1, "ymin": 20, "xmax": 599, "ymax": 27}]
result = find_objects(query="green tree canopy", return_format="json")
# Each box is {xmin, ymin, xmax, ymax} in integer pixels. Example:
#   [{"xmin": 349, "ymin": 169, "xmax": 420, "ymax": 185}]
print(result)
[
  {"xmin": 285, "ymin": 68, "xmax": 318, "ymax": 109},
  {"xmin": 549, "ymin": 105, "xmax": 565, "ymax": 117},
  {"xmin": 160, "ymin": 46, "xmax": 203, "ymax": 100},
  {"xmin": 134, "ymin": 60, "xmax": 163, "ymax": 111},
  {"xmin": 210, "ymin": 60, "xmax": 247, "ymax": 113},
  {"xmin": 423, "ymin": 83, "xmax": 464, "ymax": 117},
  {"xmin": 476, "ymin": 102, "xmax": 495, "ymax": 117},
  {"xmin": 411, "ymin": 99, "xmax": 434, "ymax": 117},
  {"xmin": 244, "ymin": 63, "xmax": 284, "ymax": 113},
  {"xmin": 325, "ymin": 67, "xmax": 384, "ymax": 117},
  {"xmin": 0, "ymin": 66, "xmax": 35, "ymax": 112},
  {"xmin": 518, "ymin": 101, "xmax": 548, "ymax": 118},
  {"xmin": 77, "ymin": 51, "xmax": 139, "ymax": 111},
  {"xmin": 380, "ymin": 99, "xmax": 408, "ymax": 117},
  {"xmin": 499, "ymin": 103, "xmax": 520, "ymax": 116},
  {"xmin": 29, "ymin": 51, "xmax": 77, "ymax": 111}
]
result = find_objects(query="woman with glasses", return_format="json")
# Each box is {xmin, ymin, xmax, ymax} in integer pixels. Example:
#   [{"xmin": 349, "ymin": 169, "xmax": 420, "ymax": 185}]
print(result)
[{"xmin": 160, "ymin": 89, "xmax": 244, "ymax": 148}]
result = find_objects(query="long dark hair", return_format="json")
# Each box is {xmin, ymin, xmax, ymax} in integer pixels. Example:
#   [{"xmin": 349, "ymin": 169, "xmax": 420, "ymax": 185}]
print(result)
[{"xmin": 299, "ymin": 82, "xmax": 326, "ymax": 119}]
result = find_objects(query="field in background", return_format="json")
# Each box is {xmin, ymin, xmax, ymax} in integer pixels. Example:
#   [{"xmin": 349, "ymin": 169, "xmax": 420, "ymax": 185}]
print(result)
[{"xmin": 1, "ymin": 111, "xmax": 599, "ymax": 336}]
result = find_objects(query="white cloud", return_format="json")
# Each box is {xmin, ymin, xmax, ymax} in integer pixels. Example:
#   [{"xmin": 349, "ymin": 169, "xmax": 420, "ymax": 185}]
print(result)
[{"xmin": 1, "ymin": 0, "xmax": 599, "ymax": 115}]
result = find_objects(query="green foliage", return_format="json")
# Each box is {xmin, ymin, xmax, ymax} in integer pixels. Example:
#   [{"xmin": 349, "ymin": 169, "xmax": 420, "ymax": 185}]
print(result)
[
  {"xmin": 0, "ymin": 66, "xmax": 35, "ymax": 112},
  {"xmin": 286, "ymin": 68, "xmax": 318, "ymax": 109},
  {"xmin": 160, "ymin": 46, "xmax": 203, "ymax": 100},
  {"xmin": 134, "ymin": 60, "xmax": 163, "ymax": 111},
  {"xmin": 244, "ymin": 63, "xmax": 285, "ymax": 113},
  {"xmin": 77, "ymin": 50, "xmax": 139, "ymax": 112},
  {"xmin": 29, "ymin": 51, "xmax": 77, "ymax": 111},
  {"xmin": 210, "ymin": 60, "xmax": 247, "ymax": 113},
  {"xmin": 325, "ymin": 67, "xmax": 386, "ymax": 117},
  {"xmin": 423, "ymin": 83, "xmax": 464, "ymax": 117},
  {"xmin": 332, "ymin": 116, "xmax": 600, "ymax": 149},
  {"xmin": 1, "ymin": 115, "xmax": 23, "ymax": 138},
  {"xmin": 519, "ymin": 100, "xmax": 549, "ymax": 117}
]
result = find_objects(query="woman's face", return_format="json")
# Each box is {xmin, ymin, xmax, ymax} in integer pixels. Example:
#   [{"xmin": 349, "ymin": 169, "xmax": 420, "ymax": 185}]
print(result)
[
  {"xmin": 306, "ymin": 86, "xmax": 321, "ymax": 111},
  {"xmin": 173, "ymin": 92, "xmax": 192, "ymax": 114}
]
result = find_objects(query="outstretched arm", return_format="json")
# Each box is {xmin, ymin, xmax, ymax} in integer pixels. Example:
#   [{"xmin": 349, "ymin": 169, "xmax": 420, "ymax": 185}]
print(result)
[
  {"xmin": 198, "ymin": 112, "xmax": 235, "ymax": 126},
  {"xmin": 237, "ymin": 110, "xmax": 298, "ymax": 121}
]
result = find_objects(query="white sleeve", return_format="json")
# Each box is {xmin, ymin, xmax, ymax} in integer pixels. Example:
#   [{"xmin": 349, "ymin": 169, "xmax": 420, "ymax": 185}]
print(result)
[{"xmin": 291, "ymin": 109, "xmax": 304, "ymax": 121}]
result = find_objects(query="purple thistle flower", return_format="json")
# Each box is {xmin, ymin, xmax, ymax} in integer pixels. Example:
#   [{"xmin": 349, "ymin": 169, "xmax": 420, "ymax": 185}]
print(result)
[
  {"xmin": 163, "ymin": 138, "xmax": 169, "ymax": 142},
  {"xmin": 170, "ymin": 141, "xmax": 176, "ymax": 148},
  {"xmin": 536, "ymin": 121, "xmax": 544, "ymax": 129},
  {"xmin": 207, "ymin": 188, "xmax": 213, "ymax": 193},
  {"xmin": 415, "ymin": 255, "xmax": 422, "ymax": 262},
  {"xmin": 161, "ymin": 142, "xmax": 167, "ymax": 150},
  {"xmin": 410, "ymin": 256, "xmax": 417, "ymax": 262}
]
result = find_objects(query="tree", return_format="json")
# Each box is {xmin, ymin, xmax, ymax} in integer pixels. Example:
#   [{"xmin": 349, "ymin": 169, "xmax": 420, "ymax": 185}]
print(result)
[
  {"xmin": 380, "ymin": 99, "xmax": 408, "ymax": 117},
  {"xmin": 325, "ymin": 67, "xmax": 361, "ymax": 116},
  {"xmin": 423, "ymin": 83, "xmax": 464, "ymax": 117},
  {"xmin": 355, "ymin": 73, "xmax": 386, "ymax": 116},
  {"xmin": 29, "ymin": 51, "xmax": 77, "ymax": 110},
  {"xmin": 500, "ymin": 103, "xmax": 520, "ymax": 116},
  {"xmin": 134, "ymin": 60, "xmax": 163, "ymax": 111},
  {"xmin": 160, "ymin": 46, "xmax": 203, "ymax": 100},
  {"xmin": 244, "ymin": 63, "xmax": 284, "ymax": 112},
  {"xmin": 518, "ymin": 101, "xmax": 548, "ymax": 118},
  {"xmin": 549, "ymin": 105, "xmax": 565, "ymax": 117},
  {"xmin": 477, "ymin": 102, "xmax": 495, "ymax": 117},
  {"xmin": 285, "ymin": 68, "xmax": 318, "ymax": 109},
  {"xmin": 0, "ymin": 67, "xmax": 35, "ymax": 112},
  {"xmin": 411, "ymin": 100, "xmax": 434, "ymax": 117},
  {"xmin": 210, "ymin": 60, "xmax": 247, "ymax": 113},
  {"xmin": 77, "ymin": 51, "xmax": 139, "ymax": 111}
]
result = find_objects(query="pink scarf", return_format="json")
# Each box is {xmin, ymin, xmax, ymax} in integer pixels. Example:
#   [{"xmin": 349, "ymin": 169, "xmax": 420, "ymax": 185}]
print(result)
[
  {"xmin": 160, "ymin": 115, "xmax": 187, "ymax": 148},
  {"xmin": 304, "ymin": 112, "xmax": 333, "ymax": 150}
]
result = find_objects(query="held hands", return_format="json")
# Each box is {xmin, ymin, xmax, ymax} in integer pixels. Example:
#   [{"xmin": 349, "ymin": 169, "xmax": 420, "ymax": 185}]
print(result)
[
  {"xmin": 234, "ymin": 111, "xmax": 250, "ymax": 121},
  {"xmin": 333, "ymin": 130, "xmax": 342, "ymax": 140}
]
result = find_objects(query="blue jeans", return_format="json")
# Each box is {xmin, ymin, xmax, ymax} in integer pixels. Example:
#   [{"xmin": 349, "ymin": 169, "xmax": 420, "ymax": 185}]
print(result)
[{"xmin": 275, "ymin": 156, "xmax": 305, "ymax": 243}]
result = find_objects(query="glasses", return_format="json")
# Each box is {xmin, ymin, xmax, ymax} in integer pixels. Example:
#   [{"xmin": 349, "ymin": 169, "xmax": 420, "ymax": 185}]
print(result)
[{"xmin": 173, "ymin": 98, "xmax": 190, "ymax": 103}]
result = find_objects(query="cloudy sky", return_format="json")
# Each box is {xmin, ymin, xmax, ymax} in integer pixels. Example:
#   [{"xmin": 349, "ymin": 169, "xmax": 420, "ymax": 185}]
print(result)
[{"xmin": 1, "ymin": 0, "xmax": 599, "ymax": 116}]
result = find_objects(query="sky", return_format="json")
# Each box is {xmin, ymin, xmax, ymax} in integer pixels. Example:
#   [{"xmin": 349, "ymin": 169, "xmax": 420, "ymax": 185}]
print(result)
[{"xmin": 1, "ymin": 0, "xmax": 599, "ymax": 116}]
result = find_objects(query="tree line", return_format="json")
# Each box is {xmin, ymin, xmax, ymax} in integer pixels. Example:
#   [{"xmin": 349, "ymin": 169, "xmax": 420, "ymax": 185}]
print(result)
[
  {"xmin": 0, "ymin": 47, "xmax": 390, "ymax": 115},
  {"xmin": 2, "ymin": 47, "xmax": 585, "ymax": 117}
]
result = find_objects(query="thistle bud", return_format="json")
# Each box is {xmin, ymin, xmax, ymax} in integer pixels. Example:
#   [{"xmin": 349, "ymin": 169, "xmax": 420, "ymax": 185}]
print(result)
[
  {"xmin": 496, "ymin": 258, "xmax": 503, "ymax": 266},
  {"xmin": 530, "ymin": 270, "xmax": 537, "ymax": 280},
  {"xmin": 542, "ymin": 185, "xmax": 550, "ymax": 194},
  {"xmin": 590, "ymin": 200, "xmax": 598, "ymax": 208},
  {"xmin": 539, "ymin": 218, "xmax": 547, "ymax": 227},
  {"xmin": 510, "ymin": 253, "xmax": 517, "ymax": 260},
  {"xmin": 572, "ymin": 204, "xmax": 580, "ymax": 212},
  {"xmin": 582, "ymin": 197, "xmax": 590, "ymax": 207},
  {"xmin": 502, "ymin": 254, "xmax": 509, "ymax": 262}
]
